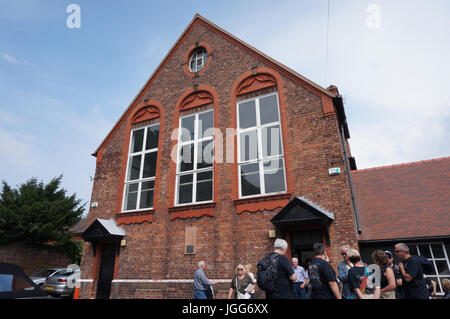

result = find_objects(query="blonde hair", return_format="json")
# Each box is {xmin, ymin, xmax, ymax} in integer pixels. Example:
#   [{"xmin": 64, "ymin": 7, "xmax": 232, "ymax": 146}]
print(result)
[
  {"xmin": 442, "ymin": 279, "xmax": 450, "ymax": 292},
  {"xmin": 235, "ymin": 264, "xmax": 245, "ymax": 273},
  {"xmin": 245, "ymin": 264, "xmax": 253, "ymax": 272},
  {"xmin": 346, "ymin": 248, "xmax": 361, "ymax": 263}
]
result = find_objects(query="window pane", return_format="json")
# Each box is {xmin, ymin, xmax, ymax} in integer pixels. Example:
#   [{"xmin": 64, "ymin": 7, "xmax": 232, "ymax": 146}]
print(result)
[
  {"xmin": 418, "ymin": 244, "xmax": 432, "ymax": 259},
  {"xmin": 408, "ymin": 245, "xmax": 418, "ymax": 256},
  {"xmin": 125, "ymin": 183, "xmax": 139, "ymax": 210},
  {"xmin": 431, "ymin": 243, "xmax": 445, "ymax": 258},
  {"xmin": 142, "ymin": 181, "xmax": 155, "ymax": 190},
  {"xmin": 238, "ymin": 100, "xmax": 257, "ymax": 129},
  {"xmin": 180, "ymin": 144, "xmax": 194, "ymax": 172},
  {"xmin": 178, "ymin": 183, "xmax": 193, "ymax": 204},
  {"xmin": 197, "ymin": 140, "xmax": 213, "ymax": 169},
  {"xmin": 139, "ymin": 189, "xmax": 154, "ymax": 209},
  {"xmin": 128, "ymin": 155, "xmax": 141, "ymax": 181},
  {"xmin": 241, "ymin": 163, "xmax": 259, "ymax": 175},
  {"xmin": 179, "ymin": 174, "xmax": 193, "ymax": 184},
  {"xmin": 259, "ymin": 94, "xmax": 279, "ymax": 125},
  {"xmin": 198, "ymin": 111, "xmax": 213, "ymax": 138},
  {"xmin": 131, "ymin": 129, "xmax": 144, "ymax": 153},
  {"xmin": 239, "ymin": 130, "xmax": 258, "ymax": 162},
  {"xmin": 146, "ymin": 125, "xmax": 159, "ymax": 150},
  {"xmin": 262, "ymin": 125, "xmax": 282, "ymax": 157},
  {"xmin": 240, "ymin": 164, "xmax": 261, "ymax": 196},
  {"xmin": 181, "ymin": 115, "xmax": 195, "ymax": 142},
  {"xmin": 197, "ymin": 170, "xmax": 213, "ymax": 181},
  {"xmin": 196, "ymin": 180, "xmax": 212, "ymax": 202},
  {"xmin": 263, "ymin": 159, "xmax": 286, "ymax": 194},
  {"xmin": 436, "ymin": 260, "xmax": 450, "ymax": 276},
  {"xmin": 143, "ymin": 152, "xmax": 157, "ymax": 178}
]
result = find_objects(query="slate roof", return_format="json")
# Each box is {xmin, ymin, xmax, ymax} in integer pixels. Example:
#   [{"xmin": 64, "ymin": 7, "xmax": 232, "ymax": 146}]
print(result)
[{"xmin": 352, "ymin": 156, "xmax": 450, "ymax": 242}]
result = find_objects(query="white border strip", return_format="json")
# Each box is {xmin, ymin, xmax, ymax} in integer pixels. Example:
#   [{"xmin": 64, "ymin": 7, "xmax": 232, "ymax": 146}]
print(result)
[{"xmin": 112, "ymin": 279, "xmax": 231, "ymax": 283}]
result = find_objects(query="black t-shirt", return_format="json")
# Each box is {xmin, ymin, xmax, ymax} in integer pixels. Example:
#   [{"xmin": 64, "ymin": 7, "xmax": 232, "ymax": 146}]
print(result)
[
  {"xmin": 266, "ymin": 252, "xmax": 295, "ymax": 299},
  {"xmin": 348, "ymin": 265, "xmax": 374, "ymax": 295},
  {"xmin": 308, "ymin": 257, "xmax": 337, "ymax": 299},
  {"xmin": 403, "ymin": 257, "xmax": 429, "ymax": 299}
]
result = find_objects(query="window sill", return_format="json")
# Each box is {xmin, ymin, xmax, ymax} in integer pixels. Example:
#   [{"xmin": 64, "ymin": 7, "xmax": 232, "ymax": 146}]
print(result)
[
  {"xmin": 234, "ymin": 193, "xmax": 291, "ymax": 214},
  {"xmin": 168, "ymin": 202, "xmax": 216, "ymax": 220},
  {"xmin": 116, "ymin": 210, "xmax": 154, "ymax": 225}
]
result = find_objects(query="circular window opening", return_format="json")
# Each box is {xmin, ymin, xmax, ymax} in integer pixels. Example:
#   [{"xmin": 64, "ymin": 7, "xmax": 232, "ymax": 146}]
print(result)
[{"xmin": 189, "ymin": 47, "xmax": 207, "ymax": 73}]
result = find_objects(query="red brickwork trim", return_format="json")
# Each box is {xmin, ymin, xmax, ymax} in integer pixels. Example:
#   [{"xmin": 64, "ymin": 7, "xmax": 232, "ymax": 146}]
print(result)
[
  {"xmin": 168, "ymin": 202, "xmax": 216, "ymax": 220},
  {"xmin": 234, "ymin": 193, "xmax": 291, "ymax": 214},
  {"xmin": 116, "ymin": 210, "xmax": 154, "ymax": 225}
]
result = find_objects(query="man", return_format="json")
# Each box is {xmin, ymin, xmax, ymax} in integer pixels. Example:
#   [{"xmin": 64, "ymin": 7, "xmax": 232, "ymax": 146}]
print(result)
[
  {"xmin": 394, "ymin": 243, "xmax": 429, "ymax": 299},
  {"xmin": 291, "ymin": 257, "xmax": 309, "ymax": 299},
  {"xmin": 264, "ymin": 238, "xmax": 297, "ymax": 299},
  {"xmin": 337, "ymin": 244, "xmax": 352, "ymax": 299},
  {"xmin": 194, "ymin": 260, "xmax": 212, "ymax": 299},
  {"xmin": 308, "ymin": 242, "xmax": 342, "ymax": 299}
]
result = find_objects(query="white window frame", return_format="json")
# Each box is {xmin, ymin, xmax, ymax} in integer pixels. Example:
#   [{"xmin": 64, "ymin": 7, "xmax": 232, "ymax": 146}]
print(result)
[
  {"xmin": 122, "ymin": 123, "xmax": 159, "ymax": 212},
  {"xmin": 408, "ymin": 241, "xmax": 450, "ymax": 296},
  {"xmin": 236, "ymin": 92, "xmax": 287, "ymax": 199},
  {"xmin": 189, "ymin": 48, "xmax": 207, "ymax": 73},
  {"xmin": 175, "ymin": 109, "xmax": 214, "ymax": 206}
]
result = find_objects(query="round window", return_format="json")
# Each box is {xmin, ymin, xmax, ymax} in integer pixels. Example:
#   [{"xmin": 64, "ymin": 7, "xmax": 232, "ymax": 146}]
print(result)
[{"xmin": 189, "ymin": 48, "xmax": 207, "ymax": 73}]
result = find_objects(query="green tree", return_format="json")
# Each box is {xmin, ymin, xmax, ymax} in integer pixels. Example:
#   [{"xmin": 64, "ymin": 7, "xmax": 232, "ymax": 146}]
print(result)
[{"xmin": 0, "ymin": 175, "xmax": 85, "ymax": 262}]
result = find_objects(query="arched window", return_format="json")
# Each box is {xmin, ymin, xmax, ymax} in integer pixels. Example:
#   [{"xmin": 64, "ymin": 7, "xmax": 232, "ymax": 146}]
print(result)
[
  {"xmin": 235, "ymin": 74, "xmax": 287, "ymax": 198},
  {"xmin": 123, "ymin": 106, "xmax": 161, "ymax": 212}
]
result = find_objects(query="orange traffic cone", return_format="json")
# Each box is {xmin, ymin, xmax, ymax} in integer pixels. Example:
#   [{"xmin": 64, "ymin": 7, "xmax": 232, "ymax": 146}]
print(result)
[{"xmin": 73, "ymin": 287, "xmax": 79, "ymax": 299}]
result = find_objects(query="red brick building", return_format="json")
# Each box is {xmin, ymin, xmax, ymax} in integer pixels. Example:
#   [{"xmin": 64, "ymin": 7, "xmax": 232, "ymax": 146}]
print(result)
[{"xmin": 79, "ymin": 14, "xmax": 361, "ymax": 299}]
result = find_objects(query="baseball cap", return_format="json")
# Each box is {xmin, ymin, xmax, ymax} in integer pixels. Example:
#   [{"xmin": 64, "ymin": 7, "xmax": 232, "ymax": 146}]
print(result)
[{"xmin": 384, "ymin": 250, "xmax": 393, "ymax": 257}]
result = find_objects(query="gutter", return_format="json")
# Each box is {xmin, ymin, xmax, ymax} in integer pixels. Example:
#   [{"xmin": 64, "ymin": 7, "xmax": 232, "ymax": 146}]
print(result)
[{"xmin": 333, "ymin": 95, "xmax": 362, "ymax": 234}]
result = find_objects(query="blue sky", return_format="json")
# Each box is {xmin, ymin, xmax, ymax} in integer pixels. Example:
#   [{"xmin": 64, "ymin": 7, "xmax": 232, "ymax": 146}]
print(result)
[{"xmin": 1, "ymin": 0, "xmax": 449, "ymax": 212}]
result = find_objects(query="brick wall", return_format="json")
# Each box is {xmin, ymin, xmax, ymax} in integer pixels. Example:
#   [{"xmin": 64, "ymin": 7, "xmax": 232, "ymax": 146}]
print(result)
[
  {"xmin": 80, "ymin": 17, "xmax": 358, "ymax": 298},
  {"xmin": 0, "ymin": 242, "xmax": 72, "ymax": 276}
]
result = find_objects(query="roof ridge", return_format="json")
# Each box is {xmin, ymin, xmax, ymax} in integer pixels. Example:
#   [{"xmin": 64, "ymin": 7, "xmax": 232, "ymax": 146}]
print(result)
[{"xmin": 352, "ymin": 156, "xmax": 450, "ymax": 173}]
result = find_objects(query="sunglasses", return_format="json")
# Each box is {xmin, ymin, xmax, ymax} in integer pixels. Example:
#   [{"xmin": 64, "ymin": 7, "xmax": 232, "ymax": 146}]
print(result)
[
  {"xmin": 237, "ymin": 268, "xmax": 244, "ymax": 271},
  {"xmin": 341, "ymin": 253, "xmax": 347, "ymax": 256}
]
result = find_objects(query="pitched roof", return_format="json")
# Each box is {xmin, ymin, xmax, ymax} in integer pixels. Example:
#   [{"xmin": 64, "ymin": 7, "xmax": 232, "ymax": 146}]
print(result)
[
  {"xmin": 68, "ymin": 218, "xmax": 87, "ymax": 235},
  {"xmin": 352, "ymin": 156, "xmax": 450, "ymax": 242},
  {"xmin": 92, "ymin": 14, "xmax": 337, "ymax": 156}
]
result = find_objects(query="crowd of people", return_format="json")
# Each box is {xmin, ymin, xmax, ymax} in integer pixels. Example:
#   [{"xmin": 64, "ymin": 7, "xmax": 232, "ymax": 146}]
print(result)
[{"xmin": 193, "ymin": 239, "xmax": 450, "ymax": 300}]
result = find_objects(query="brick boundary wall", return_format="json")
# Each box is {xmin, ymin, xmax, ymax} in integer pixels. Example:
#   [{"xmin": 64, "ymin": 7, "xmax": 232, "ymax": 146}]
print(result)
[{"xmin": 0, "ymin": 242, "xmax": 72, "ymax": 276}]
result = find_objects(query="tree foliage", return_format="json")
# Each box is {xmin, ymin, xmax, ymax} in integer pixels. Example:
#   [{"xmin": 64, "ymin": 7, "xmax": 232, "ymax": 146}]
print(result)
[{"xmin": 0, "ymin": 175, "xmax": 85, "ymax": 262}]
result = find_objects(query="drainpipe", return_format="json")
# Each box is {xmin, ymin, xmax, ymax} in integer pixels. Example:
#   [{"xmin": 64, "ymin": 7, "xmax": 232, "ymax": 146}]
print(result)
[{"xmin": 340, "ymin": 125, "xmax": 362, "ymax": 234}]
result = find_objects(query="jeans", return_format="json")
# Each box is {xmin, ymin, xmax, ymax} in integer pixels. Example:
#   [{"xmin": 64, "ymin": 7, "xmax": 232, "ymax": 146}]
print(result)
[
  {"xmin": 292, "ymin": 283, "xmax": 307, "ymax": 299},
  {"xmin": 194, "ymin": 290, "xmax": 207, "ymax": 299}
]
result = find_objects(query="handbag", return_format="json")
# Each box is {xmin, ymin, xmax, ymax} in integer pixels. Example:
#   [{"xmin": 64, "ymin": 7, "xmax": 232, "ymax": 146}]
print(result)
[{"xmin": 236, "ymin": 276, "xmax": 251, "ymax": 299}]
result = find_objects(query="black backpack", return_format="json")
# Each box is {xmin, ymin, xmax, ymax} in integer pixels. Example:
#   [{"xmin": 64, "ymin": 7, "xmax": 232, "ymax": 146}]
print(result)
[
  {"xmin": 413, "ymin": 255, "xmax": 434, "ymax": 275},
  {"xmin": 256, "ymin": 253, "xmax": 279, "ymax": 293}
]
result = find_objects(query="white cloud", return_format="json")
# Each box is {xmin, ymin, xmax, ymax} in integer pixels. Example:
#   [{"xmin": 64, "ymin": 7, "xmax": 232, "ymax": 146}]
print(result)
[
  {"xmin": 0, "ymin": 129, "xmax": 39, "ymax": 167},
  {"xmin": 2, "ymin": 53, "xmax": 19, "ymax": 63}
]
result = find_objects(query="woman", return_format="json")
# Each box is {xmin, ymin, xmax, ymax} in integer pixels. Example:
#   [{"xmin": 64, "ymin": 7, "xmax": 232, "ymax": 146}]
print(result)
[
  {"xmin": 244, "ymin": 264, "xmax": 256, "ymax": 299},
  {"xmin": 347, "ymin": 248, "xmax": 380, "ymax": 299},
  {"xmin": 227, "ymin": 264, "xmax": 255, "ymax": 299},
  {"xmin": 442, "ymin": 279, "xmax": 450, "ymax": 299},
  {"xmin": 371, "ymin": 250, "xmax": 396, "ymax": 299}
]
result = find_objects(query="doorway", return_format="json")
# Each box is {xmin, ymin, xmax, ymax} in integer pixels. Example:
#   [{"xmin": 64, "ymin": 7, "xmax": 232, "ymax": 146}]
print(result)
[
  {"xmin": 290, "ymin": 229, "xmax": 323, "ymax": 268},
  {"xmin": 96, "ymin": 243, "xmax": 117, "ymax": 299}
]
